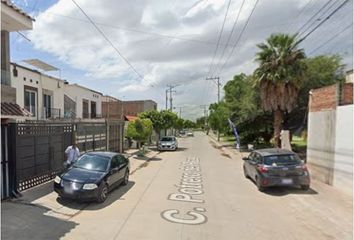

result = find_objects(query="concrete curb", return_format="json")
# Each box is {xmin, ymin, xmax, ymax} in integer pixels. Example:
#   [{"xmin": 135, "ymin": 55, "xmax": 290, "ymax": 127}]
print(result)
[{"xmin": 207, "ymin": 133, "xmax": 244, "ymax": 160}]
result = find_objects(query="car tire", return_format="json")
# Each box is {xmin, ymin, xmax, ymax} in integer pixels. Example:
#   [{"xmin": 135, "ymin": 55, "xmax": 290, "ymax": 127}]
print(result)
[
  {"xmin": 122, "ymin": 170, "xmax": 129, "ymax": 186},
  {"xmin": 96, "ymin": 183, "xmax": 108, "ymax": 203},
  {"xmin": 301, "ymin": 185, "xmax": 310, "ymax": 191},
  {"xmin": 256, "ymin": 176, "xmax": 265, "ymax": 192}
]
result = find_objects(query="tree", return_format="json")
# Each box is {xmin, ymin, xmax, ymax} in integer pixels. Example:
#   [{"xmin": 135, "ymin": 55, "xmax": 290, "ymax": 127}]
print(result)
[
  {"xmin": 183, "ymin": 119, "xmax": 196, "ymax": 129},
  {"xmin": 223, "ymin": 73, "xmax": 258, "ymax": 124},
  {"xmin": 174, "ymin": 118, "xmax": 184, "ymax": 131},
  {"xmin": 254, "ymin": 33, "xmax": 306, "ymax": 147},
  {"xmin": 126, "ymin": 118, "xmax": 153, "ymax": 148},
  {"xmin": 288, "ymin": 55, "xmax": 345, "ymax": 133},
  {"xmin": 139, "ymin": 110, "xmax": 178, "ymax": 144},
  {"xmin": 208, "ymin": 102, "xmax": 230, "ymax": 141}
]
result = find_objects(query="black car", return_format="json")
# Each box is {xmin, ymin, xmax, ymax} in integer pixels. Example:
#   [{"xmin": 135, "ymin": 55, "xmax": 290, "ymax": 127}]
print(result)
[
  {"xmin": 242, "ymin": 148, "xmax": 310, "ymax": 191},
  {"xmin": 54, "ymin": 151, "xmax": 130, "ymax": 203}
]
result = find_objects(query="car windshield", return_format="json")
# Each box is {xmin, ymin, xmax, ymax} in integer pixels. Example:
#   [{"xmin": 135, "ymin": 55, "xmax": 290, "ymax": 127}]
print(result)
[
  {"xmin": 161, "ymin": 137, "xmax": 174, "ymax": 141},
  {"xmin": 73, "ymin": 154, "xmax": 110, "ymax": 172},
  {"xmin": 263, "ymin": 154, "xmax": 301, "ymax": 166}
]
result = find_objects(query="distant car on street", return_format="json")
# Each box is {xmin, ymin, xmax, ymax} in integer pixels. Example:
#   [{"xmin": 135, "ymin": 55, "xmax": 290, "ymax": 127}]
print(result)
[
  {"xmin": 54, "ymin": 151, "xmax": 130, "ymax": 203},
  {"xmin": 242, "ymin": 148, "xmax": 310, "ymax": 192},
  {"xmin": 187, "ymin": 131, "xmax": 194, "ymax": 136},
  {"xmin": 158, "ymin": 136, "xmax": 178, "ymax": 151}
]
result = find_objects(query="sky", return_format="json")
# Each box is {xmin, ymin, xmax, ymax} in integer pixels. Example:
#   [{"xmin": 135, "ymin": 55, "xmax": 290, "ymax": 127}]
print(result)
[{"xmin": 11, "ymin": 0, "xmax": 354, "ymax": 120}]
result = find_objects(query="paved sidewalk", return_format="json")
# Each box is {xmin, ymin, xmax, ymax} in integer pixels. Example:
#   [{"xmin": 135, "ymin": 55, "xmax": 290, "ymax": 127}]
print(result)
[{"xmin": 1, "ymin": 147, "xmax": 160, "ymax": 240}]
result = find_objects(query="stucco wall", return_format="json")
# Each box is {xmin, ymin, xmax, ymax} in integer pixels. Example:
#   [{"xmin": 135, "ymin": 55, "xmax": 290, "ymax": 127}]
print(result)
[
  {"xmin": 64, "ymin": 84, "xmax": 102, "ymax": 118},
  {"xmin": 10, "ymin": 64, "xmax": 65, "ymax": 119},
  {"xmin": 307, "ymin": 110, "xmax": 337, "ymax": 185},
  {"xmin": 333, "ymin": 105, "xmax": 353, "ymax": 194}
]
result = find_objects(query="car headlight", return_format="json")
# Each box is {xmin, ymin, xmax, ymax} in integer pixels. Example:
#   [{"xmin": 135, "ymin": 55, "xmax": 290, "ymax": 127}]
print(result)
[
  {"xmin": 83, "ymin": 183, "xmax": 98, "ymax": 190},
  {"xmin": 54, "ymin": 176, "xmax": 61, "ymax": 184}
]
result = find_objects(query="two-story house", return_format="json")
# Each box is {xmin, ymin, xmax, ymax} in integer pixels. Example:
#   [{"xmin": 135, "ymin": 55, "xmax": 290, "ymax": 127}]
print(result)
[{"xmin": 10, "ymin": 62, "xmax": 102, "ymax": 120}]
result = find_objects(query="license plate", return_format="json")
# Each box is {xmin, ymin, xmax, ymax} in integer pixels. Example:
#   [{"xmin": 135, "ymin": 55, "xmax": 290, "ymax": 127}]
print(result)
[{"xmin": 281, "ymin": 179, "xmax": 293, "ymax": 184}]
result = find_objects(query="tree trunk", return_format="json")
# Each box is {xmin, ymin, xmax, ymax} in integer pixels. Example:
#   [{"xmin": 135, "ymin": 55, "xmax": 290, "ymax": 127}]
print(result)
[
  {"xmin": 156, "ymin": 130, "xmax": 160, "ymax": 147},
  {"xmin": 273, "ymin": 109, "xmax": 283, "ymax": 148}
]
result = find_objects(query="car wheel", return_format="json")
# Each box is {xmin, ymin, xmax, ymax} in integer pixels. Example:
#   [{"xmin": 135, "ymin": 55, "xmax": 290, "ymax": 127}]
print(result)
[
  {"xmin": 256, "ymin": 176, "xmax": 265, "ymax": 192},
  {"xmin": 97, "ymin": 183, "xmax": 108, "ymax": 203},
  {"xmin": 243, "ymin": 166, "xmax": 249, "ymax": 179},
  {"xmin": 301, "ymin": 185, "xmax": 310, "ymax": 191},
  {"xmin": 122, "ymin": 170, "xmax": 129, "ymax": 186}
]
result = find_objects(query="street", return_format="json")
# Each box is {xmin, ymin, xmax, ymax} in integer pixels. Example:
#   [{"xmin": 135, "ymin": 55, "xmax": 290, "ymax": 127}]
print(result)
[{"xmin": 2, "ymin": 132, "xmax": 352, "ymax": 240}]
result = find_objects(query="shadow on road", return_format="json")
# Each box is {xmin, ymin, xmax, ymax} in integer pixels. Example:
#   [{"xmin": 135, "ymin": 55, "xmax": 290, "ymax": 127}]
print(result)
[
  {"xmin": 18, "ymin": 181, "xmax": 54, "ymax": 203},
  {"xmin": 1, "ymin": 201, "xmax": 78, "ymax": 240},
  {"xmin": 56, "ymin": 181, "xmax": 136, "ymax": 210},
  {"xmin": 263, "ymin": 187, "xmax": 318, "ymax": 196}
]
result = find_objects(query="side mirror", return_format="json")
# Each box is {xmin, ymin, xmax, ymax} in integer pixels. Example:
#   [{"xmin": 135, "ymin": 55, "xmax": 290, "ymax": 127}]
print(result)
[{"xmin": 242, "ymin": 157, "xmax": 249, "ymax": 161}]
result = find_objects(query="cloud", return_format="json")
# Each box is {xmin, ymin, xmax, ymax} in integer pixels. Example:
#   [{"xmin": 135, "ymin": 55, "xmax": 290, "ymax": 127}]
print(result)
[{"xmin": 26, "ymin": 0, "xmax": 353, "ymax": 120}]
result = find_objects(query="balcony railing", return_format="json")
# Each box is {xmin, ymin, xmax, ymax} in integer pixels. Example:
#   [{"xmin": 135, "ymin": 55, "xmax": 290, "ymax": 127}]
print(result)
[{"xmin": 42, "ymin": 107, "xmax": 61, "ymax": 119}]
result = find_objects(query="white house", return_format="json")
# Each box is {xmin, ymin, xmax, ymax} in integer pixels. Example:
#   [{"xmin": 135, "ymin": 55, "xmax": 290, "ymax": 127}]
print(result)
[
  {"xmin": 64, "ymin": 83, "xmax": 102, "ymax": 119},
  {"xmin": 11, "ymin": 63, "xmax": 66, "ymax": 120},
  {"xmin": 10, "ymin": 62, "xmax": 103, "ymax": 120}
]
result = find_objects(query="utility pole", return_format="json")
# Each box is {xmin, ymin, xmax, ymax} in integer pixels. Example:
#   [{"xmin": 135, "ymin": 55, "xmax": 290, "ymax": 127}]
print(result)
[
  {"xmin": 206, "ymin": 77, "xmax": 221, "ymax": 103},
  {"xmin": 165, "ymin": 89, "xmax": 168, "ymax": 110},
  {"xmin": 166, "ymin": 84, "xmax": 178, "ymax": 111}
]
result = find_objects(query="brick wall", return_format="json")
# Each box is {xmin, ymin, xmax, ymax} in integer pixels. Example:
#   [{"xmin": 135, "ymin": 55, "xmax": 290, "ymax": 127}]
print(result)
[
  {"xmin": 309, "ymin": 84, "xmax": 337, "ymax": 112},
  {"xmin": 102, "ymin": 100, "xmax": 123, "ymax": 120},
  {"xmin": 340, "ymin": 83, "xmax": 353, "ymax": 106}
]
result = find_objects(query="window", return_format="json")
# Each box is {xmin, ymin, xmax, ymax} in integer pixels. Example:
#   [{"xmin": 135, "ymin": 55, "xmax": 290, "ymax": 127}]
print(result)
[
  {"xmin": 43, "ymin": 94, "xmax": 52, "ymax": 118},
  {"xmin": 24, "ymin": 89, "xmax": 36, "ymax": 116},
  {"xmin": 254, "ymin": 154, "xmax": 262, "ymax": 164},
  {"xmin": 118, "ymin": 155, "xmax": 127, "ymax": 166},
  {"xmin": 263, "ymin": 155, "xmax": 301, "ymax": 166},
  {"xmin": 110, "ymin": 156, "xmax": 120, "ymax": 169}
]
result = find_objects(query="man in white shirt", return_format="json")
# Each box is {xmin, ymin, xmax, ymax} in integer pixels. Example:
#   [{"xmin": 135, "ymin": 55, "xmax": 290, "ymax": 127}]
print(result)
[{"xmin": 64, "ymin": 143, "xmax": 80, "ymax": 168}]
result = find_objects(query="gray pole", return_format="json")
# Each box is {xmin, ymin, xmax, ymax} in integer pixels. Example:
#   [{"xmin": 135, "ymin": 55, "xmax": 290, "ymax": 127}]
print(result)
[{"xmin": 165, "ymin": 89, "xmax": 168, "ymax": 110}]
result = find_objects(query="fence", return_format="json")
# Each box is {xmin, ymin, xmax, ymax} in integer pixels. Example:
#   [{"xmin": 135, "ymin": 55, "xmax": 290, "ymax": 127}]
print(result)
[{"xmin": 1, "ymin": 120, "xmax": 124, "ymax": 199}]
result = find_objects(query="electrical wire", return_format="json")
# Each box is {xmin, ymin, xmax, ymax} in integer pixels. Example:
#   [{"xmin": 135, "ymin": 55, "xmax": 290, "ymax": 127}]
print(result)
[
  {"xmin": 216, "ymin": 0, "xmax": 259, "ymax": 76},
  {"xmin": 298, "ymin": 0, "xmax": 350, "ymax": 43},
  {"xmin": 71, "ymin": 0, "xmax": 145, "ymax": 80},
  {"xmin": 308, "ymin": 22, "xmax": 353, "ymax": 55},
  {"xmin": 210, "ymin": 0, "xmax": 246, "ymax": 78},
  {"xmin": 206, "ymin": 0, "xmax": 233, "ymax": 77}
]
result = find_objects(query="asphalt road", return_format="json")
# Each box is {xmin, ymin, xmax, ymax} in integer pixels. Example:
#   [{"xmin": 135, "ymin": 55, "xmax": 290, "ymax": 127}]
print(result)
[{"xmin": 2, "ymin": 132, "xmax": 353, "ymax": 240}]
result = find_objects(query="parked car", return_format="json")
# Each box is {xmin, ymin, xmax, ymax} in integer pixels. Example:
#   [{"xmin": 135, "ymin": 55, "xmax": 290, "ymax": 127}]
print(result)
[
  {"xmin": 54, "ymin": 152, "xmax": 130, "ymax": 203},
  {"xmin": 242, "ymin": 148, "xmax": 310, "ymax": 192},
  {"xmin": 158, "ymin": 136, "xmax": 178, "ymax": 151},
  {"xmin": 187, "ymin": 131, "xmax": 194, "ymax": 136}
]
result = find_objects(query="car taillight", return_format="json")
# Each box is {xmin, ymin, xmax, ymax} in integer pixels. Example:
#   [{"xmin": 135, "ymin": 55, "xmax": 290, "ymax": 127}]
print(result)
[{"xmin": 257, "ymin": 165, "xmax": 268, "ymax": 173}]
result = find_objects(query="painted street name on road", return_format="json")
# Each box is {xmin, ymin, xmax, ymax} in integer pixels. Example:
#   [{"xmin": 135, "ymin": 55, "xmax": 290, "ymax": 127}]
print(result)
[{"xmin": 161, "ymin": 157, "xmax": 207, "ymax": 225}]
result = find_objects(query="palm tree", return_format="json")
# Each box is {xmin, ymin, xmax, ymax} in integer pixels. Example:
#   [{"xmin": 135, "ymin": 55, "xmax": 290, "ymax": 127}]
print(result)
[{"xmin": 254, "ymin": 33, "xmax": 306, "ymax": 147}]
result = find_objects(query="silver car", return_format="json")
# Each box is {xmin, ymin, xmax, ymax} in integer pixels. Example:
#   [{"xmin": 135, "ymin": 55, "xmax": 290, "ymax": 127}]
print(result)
[{"xmin": 158, "ymin": 136, "xmax": 178, "ymax": 151}]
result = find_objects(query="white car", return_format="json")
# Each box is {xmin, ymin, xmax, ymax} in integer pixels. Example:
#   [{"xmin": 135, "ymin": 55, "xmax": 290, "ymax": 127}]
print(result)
[
  {"xmin": 187, "ymin": 132, "xmax": 194, "ymax": 137},
  {"xmin": 158, "ymin": 136, "xmax": 178, "ymax": 151}
]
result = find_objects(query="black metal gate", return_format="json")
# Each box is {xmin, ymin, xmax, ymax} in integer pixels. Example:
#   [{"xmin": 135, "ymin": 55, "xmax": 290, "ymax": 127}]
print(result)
[
  {"xmin": 75, "ymin": 122, "xmax": 107, "ymax": 153},
  {"xmin": 11, "ymin": 123, "xmax": 73, "ymax": 191},
  {"xmin": 107, "ymin": 120, "xmax": 124, "ymax": 153},
  {"xmin": 1, "ymin": 124, "xmax": 10, "ymax": 199}
]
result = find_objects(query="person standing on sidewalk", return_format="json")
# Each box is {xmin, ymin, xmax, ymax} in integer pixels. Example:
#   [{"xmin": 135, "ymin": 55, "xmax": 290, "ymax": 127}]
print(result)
[{"xmin": 64, "ymin": 143, "xmax": 80, "ymax": 168}]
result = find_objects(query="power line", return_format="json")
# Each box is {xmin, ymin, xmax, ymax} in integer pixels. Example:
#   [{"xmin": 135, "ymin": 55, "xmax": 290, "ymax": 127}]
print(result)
[
  {"xmin": 206, "ymin": 0, "xmax": 232, "ymax": 77},
  {"xmin": 71, "ymin": 0, "xmax": 145, "ymax": 80},
  {"xmin": 285, "ymin": 0, "xmax": 317, "ymax": 33},
  {"xmin": 211, "ymin": 0, "xmax": 246, "ymax": 77},
  {"xmin": 298, "ymin": 0, "xmax": 350, "ymax": 43},
  {"xmin": 308, "ymin": 22, "xmax": 353, "ymax": 55},
  {"xmin": 296, "ymin": 0, "xmax": 334, "ymax": 36},
  {"xmin": 45, "ymin": 11, "xmax": 234, "ymax": 48},
  {"xmin": 216, "ymin": 0, "xmax": 259, "ymax": 76}
]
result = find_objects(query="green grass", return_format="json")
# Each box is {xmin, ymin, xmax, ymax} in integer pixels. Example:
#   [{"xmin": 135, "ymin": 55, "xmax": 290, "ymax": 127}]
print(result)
[
  {"xmin": 221, "ymin": 135, "xmax": 236, "ymax": 143},
  {"xmin": 291, "ymin": 136, "xmax": 307, "ymax": 148}
]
